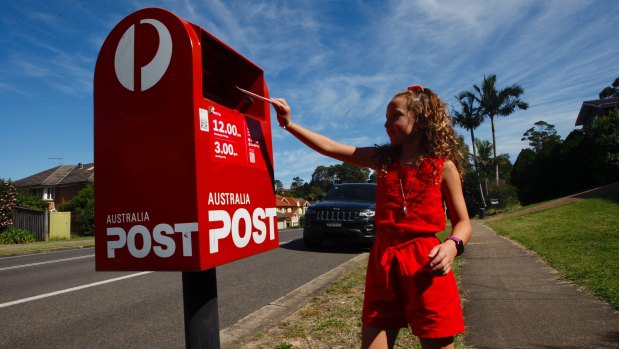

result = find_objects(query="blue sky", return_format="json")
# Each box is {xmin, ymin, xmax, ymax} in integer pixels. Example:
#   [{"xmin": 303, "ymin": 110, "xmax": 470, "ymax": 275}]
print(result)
[{"xmin": 1, "ymin": 0, "xmax": 618, "ymax": 187}]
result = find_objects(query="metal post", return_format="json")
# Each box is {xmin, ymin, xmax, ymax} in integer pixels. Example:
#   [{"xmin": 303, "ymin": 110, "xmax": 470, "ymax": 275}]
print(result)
[{"xmin": 182, "ymin": 268, "xmax": 220, "ymax": 349}]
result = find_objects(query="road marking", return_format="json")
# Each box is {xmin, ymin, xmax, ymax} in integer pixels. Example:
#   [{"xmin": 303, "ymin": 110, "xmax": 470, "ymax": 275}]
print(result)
[
  {"xmin": 0, "ymin": 271, "xmax": 153, "ymax": 309},
  {"xmin": 0, "ymin": 255, "xmax": 94, "ymax": 271}
]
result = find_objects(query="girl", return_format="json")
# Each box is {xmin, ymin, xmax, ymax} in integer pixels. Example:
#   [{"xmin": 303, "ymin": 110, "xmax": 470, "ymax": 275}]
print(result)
[{"xmin": 271, "ymin": 85, "xmax": 471, "ymax": 349}]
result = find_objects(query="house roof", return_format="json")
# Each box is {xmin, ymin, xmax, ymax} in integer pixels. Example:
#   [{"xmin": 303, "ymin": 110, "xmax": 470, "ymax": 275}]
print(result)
[
  {"xmin": 275, "ymin": 194, "xmax": 310, "ymax": 208},
  {"xmin": 15, "ymin": 163, "xmax": 95, "ymax": 187},
  {"xmin": 276, "ymin": 212, "xmax": 288, "ymax": 221},
  {"xmin": 281, "ymin": 211, "xmax": 297, "ymax": 218},
  {"xmin": 575, "ymin": 97, "xmax": 619, "ymax": 127}
]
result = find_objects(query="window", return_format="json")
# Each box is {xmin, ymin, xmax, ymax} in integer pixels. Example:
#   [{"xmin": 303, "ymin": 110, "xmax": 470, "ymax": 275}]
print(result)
[
  {"xmin": 31, "ymin": 188, "xmax": 43, "ymax": 198},
  {"xmin": 43, "ymin": 188, "xmax": 55, "ymax": 201},
  {"xmin": 32, "ymin": 187, "xmax": 55, "ymax": 201}
]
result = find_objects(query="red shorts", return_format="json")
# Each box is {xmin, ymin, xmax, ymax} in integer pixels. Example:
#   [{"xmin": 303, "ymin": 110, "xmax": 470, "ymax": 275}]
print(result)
[{"xmin": 361, "ymin": 234, "xmax": 465, "ymax": 338}]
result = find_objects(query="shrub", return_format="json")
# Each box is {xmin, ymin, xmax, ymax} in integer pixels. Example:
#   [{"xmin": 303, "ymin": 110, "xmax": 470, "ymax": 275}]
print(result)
[
  {"xmin": 58, "ymin": 183, "xmax": 94, "ymax": 236},
  {"xmin": 74, "ymin": 199, "xmax": 95, "ymax": 236},
  {"xmin": 0, "ymin": 179, "xmax": 18, "ymax": 231},
  {"xmin": 0, "ymin": 228, "xmax": 35, "ymax": 244},
  {"xmin": 486, "ymin": 182, "xmax": 519, "ymax": 210},
  {"xmin": 16, "ymin": 192, "xmax": 48, "ymax": 211}
]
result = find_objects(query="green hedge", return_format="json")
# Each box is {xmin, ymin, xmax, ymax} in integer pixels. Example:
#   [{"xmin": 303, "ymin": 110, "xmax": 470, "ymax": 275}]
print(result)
[{"xmin": 0, "ymin": 228, "xmax": 36, "ymax": 244}]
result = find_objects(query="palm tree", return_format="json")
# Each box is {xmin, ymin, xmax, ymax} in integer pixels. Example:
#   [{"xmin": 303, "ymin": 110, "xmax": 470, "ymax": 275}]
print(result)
[
  {"xmin": 473, "ymin": 138, "xmax": 494, "ymax": 197},
  {"xmin": 472, "ymin": 74, "xmax": 529, "ymax": 185},
  {"xmin": 474, "ymin": 139, "xmax": 494, "ymax": 175},
  {"xmin": 453, "ymin": 91, "xmax": 486, "ymax": 206}
]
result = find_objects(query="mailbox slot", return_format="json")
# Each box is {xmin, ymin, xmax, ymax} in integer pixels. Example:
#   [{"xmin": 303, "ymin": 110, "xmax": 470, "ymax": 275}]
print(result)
[{"xmin": 196, "ymin": 26, "xmax": 267, "ymax": 119}]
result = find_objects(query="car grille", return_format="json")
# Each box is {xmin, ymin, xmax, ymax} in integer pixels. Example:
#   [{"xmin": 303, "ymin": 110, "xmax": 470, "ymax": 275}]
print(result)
[{"xmin": 316, "ymin": 210, "xmax": 359, "ymax": 221}]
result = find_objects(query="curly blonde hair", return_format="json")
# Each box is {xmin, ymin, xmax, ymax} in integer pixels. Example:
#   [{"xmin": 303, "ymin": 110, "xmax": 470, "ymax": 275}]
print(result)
[{"xmin": 392, "ymin": 88, "xmax": 464, "ymax": 175}]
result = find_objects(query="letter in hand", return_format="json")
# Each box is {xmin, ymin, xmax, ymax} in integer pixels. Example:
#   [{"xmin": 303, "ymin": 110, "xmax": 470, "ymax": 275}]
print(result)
[
  {"xmin": 270, "ymin": 97, "xmax": 291, "ymax": 127},
  {"xmin": 236, "ymin": 86, "xmax": 275, "ymax": 104}
]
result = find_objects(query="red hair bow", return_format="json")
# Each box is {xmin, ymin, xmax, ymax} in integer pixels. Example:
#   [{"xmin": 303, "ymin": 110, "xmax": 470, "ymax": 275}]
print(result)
[{"xmin": 407, "ymin": 85, "xmax": 424, "ymax": 92}]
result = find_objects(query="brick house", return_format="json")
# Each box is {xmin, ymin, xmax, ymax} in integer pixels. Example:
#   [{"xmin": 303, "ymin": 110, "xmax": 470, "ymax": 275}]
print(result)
[
  {"xmin": 275, "ymin": 194, "xmax": 310, "ymax": 229},
  {"xmin": 575, "ymin": 97, "xmax": 619, "ymax": 129},
  {"xmin": 14, "ymin": 163, "xmax": 94, "ymax": 210}
]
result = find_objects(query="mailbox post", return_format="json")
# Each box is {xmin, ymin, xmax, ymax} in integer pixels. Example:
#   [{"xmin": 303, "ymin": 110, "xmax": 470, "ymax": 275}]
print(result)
[{"xmin": 94, "ymin": 8, "xmax": 278, "ymax": 348}]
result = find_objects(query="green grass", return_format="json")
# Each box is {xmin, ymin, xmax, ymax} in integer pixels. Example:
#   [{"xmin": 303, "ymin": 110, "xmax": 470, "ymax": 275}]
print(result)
[
  {"xmin": 0, "ymin": 236, "xmax": 94, "ymax": 256},
  {"xmin": 487, "ymin": 191, "xmax": 619, "ymax": 309}
]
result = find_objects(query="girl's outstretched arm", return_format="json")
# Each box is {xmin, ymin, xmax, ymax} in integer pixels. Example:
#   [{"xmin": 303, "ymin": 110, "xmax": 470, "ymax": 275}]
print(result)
[
  {"xmin": 271, "ymin": 97, "xmax": 377, "ymax": 168},
  {"xmin": 427, "ymin": 160, "xmax": 472, "ymax": 275}
]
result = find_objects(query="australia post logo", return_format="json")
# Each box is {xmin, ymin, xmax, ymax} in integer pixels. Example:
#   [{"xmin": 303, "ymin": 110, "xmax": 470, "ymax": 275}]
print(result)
[
  {"xmin": 105, "ymin": 192, "xmax": 278, "ymax": 260},
  {"xmin": 114, "ymin": 18, "xmax": 172, "ymax": 92}
]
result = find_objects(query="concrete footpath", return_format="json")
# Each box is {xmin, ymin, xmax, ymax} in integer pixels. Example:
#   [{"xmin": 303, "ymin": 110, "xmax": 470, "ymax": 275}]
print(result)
[{"xmin": 462, "ymin": 222, "xmax": 619, "ymax": 348}]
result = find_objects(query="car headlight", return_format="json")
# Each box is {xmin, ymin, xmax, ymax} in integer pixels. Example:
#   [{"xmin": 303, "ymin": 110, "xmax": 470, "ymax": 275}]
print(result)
[{"xmin": 358, "ymin": 210, "xmax": 375, "ymax": 217}]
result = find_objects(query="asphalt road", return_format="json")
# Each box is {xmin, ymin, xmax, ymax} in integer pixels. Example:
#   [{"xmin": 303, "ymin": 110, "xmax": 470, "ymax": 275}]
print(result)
[{"xmin": 0, "ymin": 229, "xmax": 367, "ymax": 348}]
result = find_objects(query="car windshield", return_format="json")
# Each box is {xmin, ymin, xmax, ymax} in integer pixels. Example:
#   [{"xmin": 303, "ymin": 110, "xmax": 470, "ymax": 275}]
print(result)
[{"xmin": 324, "ymin": 185, "xmax": 376, "ymax": 202}]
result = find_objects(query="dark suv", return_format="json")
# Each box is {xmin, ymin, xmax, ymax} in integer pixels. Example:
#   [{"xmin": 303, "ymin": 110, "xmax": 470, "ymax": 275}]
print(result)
[{"xmin": 303, "ymin": 183, "xmax": 377, "ymax": 249}]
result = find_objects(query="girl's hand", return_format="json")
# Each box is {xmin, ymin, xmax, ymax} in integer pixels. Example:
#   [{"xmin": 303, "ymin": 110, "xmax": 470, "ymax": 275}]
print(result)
[
  {"xmin": 427, "ymin": 241, "xmax": 458, "ymax": 275},
  {"xmin": 271, "ymin": 98, "xmax": 291, "ymax": 127}
]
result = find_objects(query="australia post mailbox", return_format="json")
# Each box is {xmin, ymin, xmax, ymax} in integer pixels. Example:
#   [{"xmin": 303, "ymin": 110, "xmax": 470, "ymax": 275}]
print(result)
[{"xmin": 94, "ymin": 8, "xmax": 278, "ymax": 271}]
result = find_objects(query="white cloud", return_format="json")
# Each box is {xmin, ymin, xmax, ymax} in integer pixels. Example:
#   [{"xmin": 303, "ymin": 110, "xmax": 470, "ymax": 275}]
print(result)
[{"xmin": 2, "ymin": 0, "xmax": 617, "ymax": 183}]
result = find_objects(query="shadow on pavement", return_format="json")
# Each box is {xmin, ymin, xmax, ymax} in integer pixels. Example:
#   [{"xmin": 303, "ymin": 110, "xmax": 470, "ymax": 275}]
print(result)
[{"xmin": 279, "ymin": 238, "xmax": 371, "ymax": 254}]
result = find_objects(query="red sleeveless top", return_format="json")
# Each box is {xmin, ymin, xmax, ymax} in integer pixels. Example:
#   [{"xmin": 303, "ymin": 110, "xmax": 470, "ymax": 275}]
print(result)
[{"xmin": 375, "ymin": 158, "xmax": 446, "ymax": 235}]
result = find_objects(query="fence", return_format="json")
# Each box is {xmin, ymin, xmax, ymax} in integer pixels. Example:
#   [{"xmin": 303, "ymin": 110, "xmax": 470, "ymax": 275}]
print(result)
[{"xmin": 12, "ymin": 207, "xmax": 49, "ymax": 241}]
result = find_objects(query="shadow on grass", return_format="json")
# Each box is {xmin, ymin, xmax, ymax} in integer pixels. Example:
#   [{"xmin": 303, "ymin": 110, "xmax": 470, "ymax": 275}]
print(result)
[{"xmin": 572, "ymin": 181, "xmax": 619, "ymax": 203}]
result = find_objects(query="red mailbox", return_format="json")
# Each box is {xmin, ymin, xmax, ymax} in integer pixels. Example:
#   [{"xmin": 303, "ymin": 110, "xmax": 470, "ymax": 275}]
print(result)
[{"xmin": 94, "ymin": 8, "xmax": 278, "ymax": 271}]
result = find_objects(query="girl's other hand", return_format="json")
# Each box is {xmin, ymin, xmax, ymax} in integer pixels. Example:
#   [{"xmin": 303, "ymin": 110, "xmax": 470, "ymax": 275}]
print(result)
[
  {"xmin": 427, "ymin": 241, "xmax": 457, "ymax": 275},
  {"xmin": 271, "ymin": 98, "xmax": 291, "ymax": 127}
]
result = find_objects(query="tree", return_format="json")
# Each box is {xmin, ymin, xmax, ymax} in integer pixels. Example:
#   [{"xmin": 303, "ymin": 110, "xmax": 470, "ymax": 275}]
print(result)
[
  {"xmin": 456, "ymin": 133, "xmax": 471, "ymax": 173},
  {"xmin": 453, "ymin": 91, "xmax": 485, "ymax": 205},
  {"xmin": 559, "ymin": 130, "xmax": 594, "ymax": 194},
  {"xmin": 510, "ymin": 108, "xmax": 618, "ymax": 205},
  {"xmin": 309, "ymin": 163, "xmax": 370, "ymax": 194},
  {"xmin": 599, "ymin": 77, "xmax": 619, "ymax": 99},
  {"xmin": 331, "ymin": 163, "xmax": 370, "ymax": 184},
  {"xmin": 495, "ymin": 153, "xmax": 513, "ymax": 184},
  {"xmin": 511, "ymin": 148, "xmax": 538, "ymax": 204},
  {"xmin": 310, "ymin": 165, "xmax": 334, "ymax": 193},
  {"xmin": 58, "ymin": 183, "xmax": 94, "ymax": 236},
  {"xmin": 472, "ymin": 74, "xmax": 529, "ymax": 184},
  {"xmin": 290, "ymin": 177, "xmax": 304, "ymax": 190},
  {"xmin": 521, "ymin": 120, "xmax": 561, "ymax": 153},
  {"xmin": 473, "ymin": 139, "xmax": 493, "ymax": 179},
  {"xmin": 471, "ymin": 139, "xmax": 493, "ymax": 198},
  {"xmin": 453, "ymin": 91, "xmax": 484, "ymax": 169},
  {"xmin": 274, "ymin": 180, "xmax": 284, "ymax": 194},
  {"xmin": 586, "ymin": 109, "xmax": 619, "ymax": 184}
]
